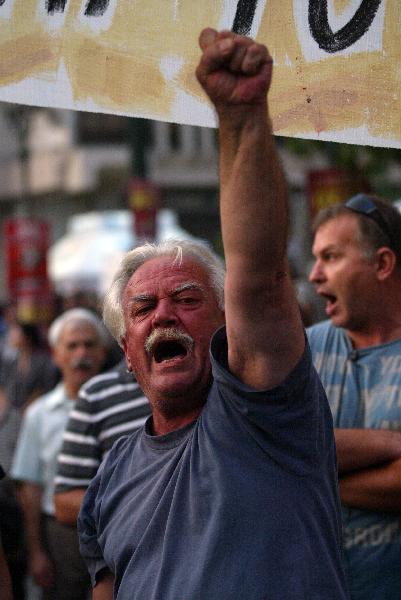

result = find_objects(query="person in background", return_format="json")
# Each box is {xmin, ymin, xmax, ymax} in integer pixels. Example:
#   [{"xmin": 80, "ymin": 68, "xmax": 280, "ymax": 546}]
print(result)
[
  {"xmin": 308, "ymin": 193, "xmax": 401, "ymax": 599},
  {"xmin": 0, "ymin": 321, "xmax": 59, "ymax": 412},
  {"xmin": 11, "ymin": 308, "xmax": 107, "ymax": 600},
  {"xmin": 0, "ymin": 524, "xmax": 14, "ymax": 600},
  {"xmin": 54, "ymin": 359, "xmax": 150, "ymax": 525},
  {"xmin": 0, "ymin": 303, "xmax": 17, "ymax": 364},
  {"xmin": 77, "ymin": 28, "xmax": 348, "ymax": 600},
  {"xmin": 0, "ymin": 386, "xmax": 25, "ymax": 599},
  {"xmin": 0, "ymin": 462, "xmax": 16, "ymax": 600}
]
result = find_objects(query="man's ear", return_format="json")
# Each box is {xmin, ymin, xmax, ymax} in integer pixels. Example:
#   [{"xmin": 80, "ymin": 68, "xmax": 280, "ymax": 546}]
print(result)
[
  {"xmin": 121, "ymin": 337, "xmax": 132, "ymax": 372},
  {"xmin": 375, "ymin": 247, "xmax": 396, "ymax": 281}
]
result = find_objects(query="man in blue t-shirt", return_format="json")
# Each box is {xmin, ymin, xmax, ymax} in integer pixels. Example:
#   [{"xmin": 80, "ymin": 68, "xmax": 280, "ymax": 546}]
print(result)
[
  {"xmin": 308, "ymin": 195, "xmax": 401, "ymax": 599},
  {"xmin": 78, "ymin": 28, "xmax": 349, "ymax": 600}
]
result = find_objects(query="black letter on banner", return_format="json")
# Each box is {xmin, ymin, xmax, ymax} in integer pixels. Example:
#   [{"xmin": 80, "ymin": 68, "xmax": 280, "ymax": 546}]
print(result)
[
  {"xmin": 46, "ymin": 0, "xmax": 68, "ymax": 12},
  {"xmin": 0, "ymin": 0, "xmax": 7, "ymax": 6},
  {"xmin": 232, "ymin": 0, "xmax": 259, "ymax": 35},
  {"xmin": 309, "ymin": 0, "xmax": 383, "ymax": 53},
  {"xmin": 84, "ymin": 0, "xmax": 110, "ymax": 16}
]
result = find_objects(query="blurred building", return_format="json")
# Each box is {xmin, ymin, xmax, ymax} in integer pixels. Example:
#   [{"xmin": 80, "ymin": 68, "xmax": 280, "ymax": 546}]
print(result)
[{"xmin": 3, "ymin": 104, "xmax": 399, "ymax": 312}]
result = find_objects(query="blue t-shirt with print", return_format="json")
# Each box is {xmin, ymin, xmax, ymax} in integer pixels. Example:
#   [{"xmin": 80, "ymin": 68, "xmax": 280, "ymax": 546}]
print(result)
[
  {"xmin": 79, "ymin": 327, "xmax": 348, "ymax": 600},
  {"xmin": 307, "ymin": 319, "xmax": 401, "ymax": 600}
]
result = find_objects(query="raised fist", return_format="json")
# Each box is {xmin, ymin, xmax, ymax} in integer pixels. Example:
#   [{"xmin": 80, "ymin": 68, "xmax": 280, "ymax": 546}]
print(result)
[{"xmin": 196, "ymin": 28, "xmax": 272, "ymax": 111}]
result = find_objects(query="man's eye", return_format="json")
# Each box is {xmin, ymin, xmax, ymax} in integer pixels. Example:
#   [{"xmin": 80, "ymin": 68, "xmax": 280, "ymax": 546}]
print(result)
[
  {"xmin": 179, "ymin": 297, "xmax": 197, "ymax": 304},
  {"xmin": 135, "ymin": 305, "xmax": 152, "ymax": 316}
]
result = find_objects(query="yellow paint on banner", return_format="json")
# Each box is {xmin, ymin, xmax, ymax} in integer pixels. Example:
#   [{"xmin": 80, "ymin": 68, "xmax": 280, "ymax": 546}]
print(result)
[{"xmin": 0, "ymin": 0, "xmax": 399, "ymax": 147}]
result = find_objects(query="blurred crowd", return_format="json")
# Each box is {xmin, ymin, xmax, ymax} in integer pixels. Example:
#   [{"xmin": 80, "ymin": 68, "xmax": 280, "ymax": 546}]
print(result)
[{"xmin": 0, "ymin": 297, "xmax": 123, "ymax": 600}]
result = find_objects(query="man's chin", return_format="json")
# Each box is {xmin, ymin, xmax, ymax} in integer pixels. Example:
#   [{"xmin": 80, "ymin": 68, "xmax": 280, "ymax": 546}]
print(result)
[
  {"xmin": 74, "ymin": 370, "xmax": 96, "ymax": 387},
  {"xmin": 149, "ymin": 373, "xmax": 211, "ymax": 417}
]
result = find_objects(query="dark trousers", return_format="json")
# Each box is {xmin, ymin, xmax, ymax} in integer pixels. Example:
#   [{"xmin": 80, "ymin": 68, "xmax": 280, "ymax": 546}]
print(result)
[{"xmin": 42, "ymin": 515, "xmax": 90, "ymax": 600}]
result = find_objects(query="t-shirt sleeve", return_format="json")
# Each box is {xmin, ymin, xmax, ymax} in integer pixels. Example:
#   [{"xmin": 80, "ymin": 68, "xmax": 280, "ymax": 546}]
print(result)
[
  {"xmin": 209, "ymin": 326, "xmax": 334, "ymax": 475},
  {"xmin": 54, "ymin": 391, "xmax": 101, "ymax": 493},
  {"xmin": 11, "ymin": 403, "xmax": 43, "ymax": 483}
]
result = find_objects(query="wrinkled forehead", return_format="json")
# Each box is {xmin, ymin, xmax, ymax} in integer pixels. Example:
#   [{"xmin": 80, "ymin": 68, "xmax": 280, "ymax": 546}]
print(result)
[
  {"xmin": 126, "ymin": 256, "xmax": 211, "ymax": 295},
  {"xmin": 57, "ymin": 321, "xmax": 100, "ymax": 345}
]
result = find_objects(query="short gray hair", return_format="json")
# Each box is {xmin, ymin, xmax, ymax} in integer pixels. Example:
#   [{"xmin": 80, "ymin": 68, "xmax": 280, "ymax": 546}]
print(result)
[
  {"xmin": 313, "ymin": 195, "xmax": 401, "ymax": 270},
  {"xmin": 48, "ymin": 308, "xmax": 109, "ymax": 348},
  {"xmin": 103, "ymin": 239, "xmax": 225, "ymax": 344}
]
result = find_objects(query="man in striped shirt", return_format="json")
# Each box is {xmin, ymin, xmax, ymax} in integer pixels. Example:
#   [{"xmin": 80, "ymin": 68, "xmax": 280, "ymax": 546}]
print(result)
[{"xmin": 54, "ymin": 359, "xmax": 150, "ymax": 525}]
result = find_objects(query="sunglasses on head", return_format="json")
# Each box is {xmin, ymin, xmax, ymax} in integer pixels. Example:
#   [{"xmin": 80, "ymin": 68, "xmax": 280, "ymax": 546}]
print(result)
[{"xmin": 345, "ymin": 194, "xmax": 394, "ymax": 248}]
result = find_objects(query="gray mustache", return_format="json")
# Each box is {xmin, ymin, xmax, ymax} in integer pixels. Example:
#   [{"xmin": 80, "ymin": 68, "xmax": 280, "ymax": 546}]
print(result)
[
  {"xmin": 145, "ymin": 328, "xmax": 194, "ymax": 356},
  {"xmin": 72, "ymin": 358, "xmax": 94, "ymax": 370}
]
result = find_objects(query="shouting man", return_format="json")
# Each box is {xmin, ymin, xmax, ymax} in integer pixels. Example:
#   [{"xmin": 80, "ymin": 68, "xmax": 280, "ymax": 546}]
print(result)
[{"xmin": 78, "ymin": 29, "xmax": 349, "ymax": 600}]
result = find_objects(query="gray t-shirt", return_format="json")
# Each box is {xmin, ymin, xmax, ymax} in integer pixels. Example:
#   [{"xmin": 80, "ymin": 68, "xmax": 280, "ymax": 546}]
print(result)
[
  {"xmin": 307, "ymin": 319, "xmax": 401, "ymax": 599},
  {"xmin": 78, "ymin": 328, "xmax": 348, "ymax": 599}
]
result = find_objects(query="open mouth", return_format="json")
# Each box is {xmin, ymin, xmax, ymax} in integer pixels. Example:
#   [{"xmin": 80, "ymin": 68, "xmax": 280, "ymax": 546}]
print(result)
[
  {"xmin": 145, "ymin": 328, "xmax": 194, "ymax": 364},
  {"xmin": 320, "ymin": 292, "xmax": 337, "ymax": 314},
  {"xmin": 153, "ymin": 340, "xmax": 188, "ymax": 363}
]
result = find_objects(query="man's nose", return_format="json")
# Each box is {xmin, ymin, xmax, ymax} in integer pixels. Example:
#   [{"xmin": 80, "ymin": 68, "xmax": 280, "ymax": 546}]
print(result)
[
  {"xmin": 152, "ymin": 299, "xmax": 178, "ymax": 327},
  {"xmin": 75, "ymin": 343, "xmax": 92, "ymax": 358},
  {"xmin": 309, "ymin": 260, "xmax": 324, "ymax": 284}
]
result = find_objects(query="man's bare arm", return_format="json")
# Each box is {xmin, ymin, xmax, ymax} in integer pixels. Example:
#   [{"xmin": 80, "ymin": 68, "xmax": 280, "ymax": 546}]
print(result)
[
  {"xmin": 336, "ymin": 428, "xmax": 401, "ymax": 474},
  {"xmin": 339, "ymin": 458, "xmax": 401, "ymax": 513},
  {"xmin": 93, "ymin": 572, "xmax": 114, "ymax": 600},
  {"xmin": 18, "ymin": 482, "xmax": 54, "ymax": 589},
  {"xmin": 55, "ymin": 489, "xmax": 86, "ymax": 525},
  {"xmin": 196, "ymin": 29, "xmax": 304, "ymax": 390}
]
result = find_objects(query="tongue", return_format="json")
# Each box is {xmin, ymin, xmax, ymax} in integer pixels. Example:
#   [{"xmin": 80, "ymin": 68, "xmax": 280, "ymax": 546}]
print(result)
[{"xmin": 326, "ymin": 297, "xmax": 337, "ymax": 315}]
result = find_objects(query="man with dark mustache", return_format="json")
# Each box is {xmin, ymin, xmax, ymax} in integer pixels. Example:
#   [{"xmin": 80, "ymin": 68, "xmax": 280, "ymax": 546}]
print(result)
[
  {"xmin": 11, "ymin": 308, "xmax": 107, "ymax": 600},
  {"xmin": 78, "ymin": 28, "xmax": 349, "ymax": 600}
]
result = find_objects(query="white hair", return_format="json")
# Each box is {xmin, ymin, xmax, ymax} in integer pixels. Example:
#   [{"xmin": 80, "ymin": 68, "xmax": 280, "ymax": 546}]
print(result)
[
  {"xmin": 103, "ymin": 239, "xmax": 225, "ymax": 345},
  {"xmin": 48, "ymin": 308, "xmax": 109, "ymax": 348}
]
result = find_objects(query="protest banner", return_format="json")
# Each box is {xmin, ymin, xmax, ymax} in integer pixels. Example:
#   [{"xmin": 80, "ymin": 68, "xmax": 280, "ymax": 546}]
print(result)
[{"xmin": 0, "ymin": 1, "xmax": 399, "ymax": 148}]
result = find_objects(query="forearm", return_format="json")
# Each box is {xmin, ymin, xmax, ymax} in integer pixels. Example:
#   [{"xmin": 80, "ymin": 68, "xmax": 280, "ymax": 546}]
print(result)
[
  {"xmin": 196, "ymin": 29, "xmax": 304, "ymax": 389},
  {"xmin": 336, "ymin": 428, "xmax": 401, "ymax": 474},
  {"xmin": 18, "ymin": 482, "xmax": 45, "ymax": 555},
  {"xmin": 339, "ymin": 458, "xmax": 401, "ymax": 513},
  {"xmin": 219, "ymin": 105, "xmax": 288, "ymax": 281},
  {"xmin": 93, "ymin": 572, "xmax": 114, "ymax": 600},
  {"xmin": 55, "ymin": 489, "xmax": 85, "ymax": 525},
  {"xmin": 219, "ymin": 107, "xmax": 304, "ymax": 387},
  {"xmin": 17, "ymin": 482, "xmax": 55, "ymax": 587}
]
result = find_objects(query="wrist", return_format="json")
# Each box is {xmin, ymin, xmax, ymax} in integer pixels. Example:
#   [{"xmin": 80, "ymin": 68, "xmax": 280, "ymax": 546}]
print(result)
[{"xmin": 216, "ymin": 101, "xmax": 269, "ymax": 127}]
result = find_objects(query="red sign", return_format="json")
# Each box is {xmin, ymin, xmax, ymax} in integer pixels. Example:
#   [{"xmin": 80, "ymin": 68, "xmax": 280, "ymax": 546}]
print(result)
[
  {"xmin": 4, "ymin": 218, "xmax": 52, "ymax": 323},
  {"xmin": 307, "ymin": 168, "xmax": 370, "ymax": 219},
  {"xmin": 128, "ymin": 178, "xmax": 160, "ymax": 243}
]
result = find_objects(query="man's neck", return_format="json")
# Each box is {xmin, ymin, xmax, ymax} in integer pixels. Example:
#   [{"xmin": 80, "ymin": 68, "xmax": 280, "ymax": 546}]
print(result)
[
  {"xmin": 151, "ymin": 407, "xmax": 202, "ymax": 436},
  {"xmin": 63, "ymin": 381, "xmax": 79, "ymax": 401}
]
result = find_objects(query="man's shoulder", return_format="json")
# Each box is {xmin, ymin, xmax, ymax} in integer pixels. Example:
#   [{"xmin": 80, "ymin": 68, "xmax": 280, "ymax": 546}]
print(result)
[
  {"xmin": 79, "ymin": 361, "xmax": 144, "ymax": 401},
  {"xmin": 24, "ymin": 383, "xmax": 64, "ymax": 419},
  {"xmin": 306, "ymin": 320, "xmax": 344, "ymax": 347},
  {"xmin": 306, "ymin": 319, "xmax": 333, "ymax": 336}
]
